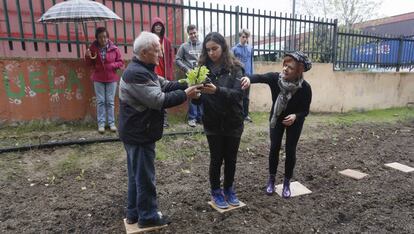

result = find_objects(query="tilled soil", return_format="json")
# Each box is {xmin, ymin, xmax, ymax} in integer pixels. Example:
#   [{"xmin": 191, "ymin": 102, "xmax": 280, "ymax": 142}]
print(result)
[{"xmin": 0, "ymin": 120, "xmax": 413, "ymax": 233}]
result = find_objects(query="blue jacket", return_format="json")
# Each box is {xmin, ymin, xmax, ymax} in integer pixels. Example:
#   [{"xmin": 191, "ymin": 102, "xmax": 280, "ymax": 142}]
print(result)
[{"xmin": 232, "ymin": 43, "xmax": 254, "ymax": 76}]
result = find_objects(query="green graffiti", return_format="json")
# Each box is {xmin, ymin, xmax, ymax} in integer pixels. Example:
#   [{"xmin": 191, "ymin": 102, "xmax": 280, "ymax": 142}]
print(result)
[
  {"xmin": 66, "ymin": 69, "xmax": 83, "ymax": 93},
  {"xmin": 3, "ymin": 70, "xmax": 25, "ymax": 99},
  {"xmin": 3, "ymin": 65, "xmax": 85, "ymax": 100},
  {"xmin": 48, "ymin": 67, "xmax": 64, "ymax": 95},
  {"xmin": 29, "ymin": 71, "xmax": 45, "ymax": 94}
]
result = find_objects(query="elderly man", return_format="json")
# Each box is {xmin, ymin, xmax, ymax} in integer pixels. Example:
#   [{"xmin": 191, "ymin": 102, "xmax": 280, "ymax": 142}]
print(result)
[{"xmin": 118, "ymin": 31, "xmax": 200, "ymax": 228}]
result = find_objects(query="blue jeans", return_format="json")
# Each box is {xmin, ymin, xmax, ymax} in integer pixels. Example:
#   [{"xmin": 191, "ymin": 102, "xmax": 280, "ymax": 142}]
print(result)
[
  {"xmin": 94, "ymin": 81, "xmax": 117, "ymax": 127},
  {"xmin": 188, "ymin": 102, "xmax": 203, "ymax": 121},
  {"xmin": 124, "ymin": 142, "xmax": 159, "ymax": 223}
]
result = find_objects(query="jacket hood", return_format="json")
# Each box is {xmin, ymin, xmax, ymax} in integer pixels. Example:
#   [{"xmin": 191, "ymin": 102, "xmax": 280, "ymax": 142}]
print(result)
[{"xmin": 151, "ymin": 17, "xmax": 165, "ymax": 37}]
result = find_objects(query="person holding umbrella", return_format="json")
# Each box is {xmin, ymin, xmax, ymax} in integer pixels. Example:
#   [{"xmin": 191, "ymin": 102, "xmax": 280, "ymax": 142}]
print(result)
[{"xmin": 85, "ymin": 27, "xmax": 124, "ymax": 133}]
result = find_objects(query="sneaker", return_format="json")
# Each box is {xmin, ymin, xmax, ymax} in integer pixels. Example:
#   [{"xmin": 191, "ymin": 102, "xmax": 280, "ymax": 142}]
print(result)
[
  {"xmin": 211, "ymin": 189, "xmax": 229, "ymax": 209},
  {"xmin": 98, "ymin": 126, "xmax": 105, "ymax": 133},
  {"xmin": 110, "ymin": 125, "xmax": 117, "ymax": 132},
  {"xmin": 163, "ymin": 121, "xmax": 169, "ymax": 128},
  {"xmin": 138, "ymin": 215, "xmax": 171, "ymax": 228},
  {"xmin": 266, "ymin": 174, "xmax": 276, "ymax": 195},
  {"xmin": 223, "ymin": 186, "xmax": 240, "ymax": 206},
  {"xmin": 188, "ymin": 119, "xmax": 196, "ymax": 127},
  {"xmin": 282, "ymin": 178, "xmax": 291, "ymax": 198},
  {"xmin": 244, "ymin": 116, "xmax": 253, "ymax": 123}
]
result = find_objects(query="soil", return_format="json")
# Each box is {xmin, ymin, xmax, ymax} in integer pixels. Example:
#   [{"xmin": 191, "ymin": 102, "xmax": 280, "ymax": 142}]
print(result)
[{"xmin": 0, "ymin": 119, "xmax": 413, "ymax": 233}]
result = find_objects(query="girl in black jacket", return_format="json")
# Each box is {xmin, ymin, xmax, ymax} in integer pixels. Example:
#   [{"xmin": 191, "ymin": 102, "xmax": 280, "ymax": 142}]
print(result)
[
  {"xmin": 194, "ymin": 32, "xmax": 244, "ymax": 209},
  {"xmin": 248, "ymin": 51, "xmax": 312, "ymax": 198}
]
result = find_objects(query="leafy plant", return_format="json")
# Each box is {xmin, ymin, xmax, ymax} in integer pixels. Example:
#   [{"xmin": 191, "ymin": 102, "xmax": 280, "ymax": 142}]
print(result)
[{"xmin": 178, "ymin": 66, "xmax": 210, "ymax": 86}]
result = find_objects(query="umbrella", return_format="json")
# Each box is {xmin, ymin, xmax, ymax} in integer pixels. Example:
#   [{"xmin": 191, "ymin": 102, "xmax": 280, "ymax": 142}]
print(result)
[{"xmin": 38, "ymin": 0, "xmax": 122, "ymax": 49}]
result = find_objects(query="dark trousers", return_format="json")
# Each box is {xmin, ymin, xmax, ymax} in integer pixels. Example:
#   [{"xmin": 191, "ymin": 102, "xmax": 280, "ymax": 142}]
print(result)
[
  {"xmin": 242, "ymin": 87, "xmax": 250, "ymax": 118},
  {"xmin": 207, "ymin": 135, "xmax": 241, "ymax": 190},
  {"xmin": 268, "ymin": 119, "xmax": 304, "ymax": 179},
  {"xmin": 124, "ymin": 142, "xmax": 159, "ymax": 223}
]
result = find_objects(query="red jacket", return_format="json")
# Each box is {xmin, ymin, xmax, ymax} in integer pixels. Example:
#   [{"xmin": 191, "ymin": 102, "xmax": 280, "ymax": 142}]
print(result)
[
  {"xmin": 85, "ymin": 40, "xmax": 124, "ymax": 83},
  {"xmin": 151, "ymin": 17, "xmax": 174, "ymax": 81}
]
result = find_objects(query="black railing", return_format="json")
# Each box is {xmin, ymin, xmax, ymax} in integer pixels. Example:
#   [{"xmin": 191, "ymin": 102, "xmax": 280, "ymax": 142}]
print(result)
[{"xmin": 0, "ymin": 0, "xmax": 413, "ymax": 72}]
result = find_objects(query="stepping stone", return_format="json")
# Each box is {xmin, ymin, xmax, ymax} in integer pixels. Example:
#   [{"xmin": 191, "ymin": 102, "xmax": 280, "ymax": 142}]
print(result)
[
  {"xmin": 123, "ymin": 219, "xmax": 168, "ymax": 234},
  {"xmin": 208, "ymin": 201, "xmax": 246, "ymax": 213},
  {"xmin": 339, "ymin": 169, "xmax": 368, "ymax": 180},
  {"xmin": 275, "ymin": 181, "xmax": 312, "ymax": 197},
  {"xmin": 385, "ymin": 162, "xmax": 414, "ymax": 173}
]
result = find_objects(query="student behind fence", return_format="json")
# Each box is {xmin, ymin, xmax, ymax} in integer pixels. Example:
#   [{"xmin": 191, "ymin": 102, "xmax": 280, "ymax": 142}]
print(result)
[
  {"xmin": 176, "ymin": 24, "xmax": 203, "ymax": 127},
  {"xmin": 242, "ymin": 51, "xmax": 312, "ymax": 198},
  {"xmin": 85, "ymin": 27, "xmax": 124, "ymax": 133},
  {"xmin": 118, "ymin": 31, "xmax": 201, "ymax": 228},
  {"xmin": 232, "ymin": 28, "xmax": 254, "ymax": 122},
  {"xmin": 151, "ymin": 17, "xmax": 174, "ymax": 128},
  {"xmin": 193, "ymin": 32, "xmax": 247, "ymax": 209}
]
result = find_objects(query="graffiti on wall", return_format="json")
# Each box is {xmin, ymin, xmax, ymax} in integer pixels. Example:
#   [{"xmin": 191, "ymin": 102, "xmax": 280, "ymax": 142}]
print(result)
[{"xmin": 2, "ymin": 61, "xmax": 84, "ymax": 105}]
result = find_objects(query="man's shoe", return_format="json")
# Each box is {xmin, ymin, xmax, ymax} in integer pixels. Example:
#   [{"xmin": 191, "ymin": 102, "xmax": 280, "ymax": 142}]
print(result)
[
  {"xmin": 266, "ymin": 174, "xmax": 276, "ymax": 195},
  {"xmin": 138, "ymin": 215, "xmax": 171, "ymax": 228},
  {"xmin": 244, "ymin": 116, "xmax": 253, "ymax": 123},
  {"xmin": 98, "ymin": 126, "xmax": 105, "ymax": 133},
  {"xmin": 211, "ymin": 189, "xmax": 229, "ymax": 209},
  {"xmin": 126, "ymin": 217, "xmax": 138, "ymax": 224},
  {"xmin": 110, "ymin": 125, "xmax": 117, "ymax": 132},
  {"xmin": 188, "ymin": 119, "xmax": 196, "ymax": 127},
  {"xmin": 282, "ymin": 178, "xmax": 291, "ymax": 198},
  {"xmin": 223, "ymin": 186, "xmax": 240, "ymax": 206}
]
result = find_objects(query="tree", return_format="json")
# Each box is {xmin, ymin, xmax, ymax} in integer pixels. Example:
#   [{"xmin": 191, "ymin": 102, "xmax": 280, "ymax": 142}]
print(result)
[{"xmin": 297, "ymin": 0, "xmax": 382, "ymax": 29}]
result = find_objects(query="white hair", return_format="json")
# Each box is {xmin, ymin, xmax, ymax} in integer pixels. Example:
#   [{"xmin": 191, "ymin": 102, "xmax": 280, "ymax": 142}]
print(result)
[{"xmin": 133, "ymin": 31, "xmax": 159, "ymax": 59}]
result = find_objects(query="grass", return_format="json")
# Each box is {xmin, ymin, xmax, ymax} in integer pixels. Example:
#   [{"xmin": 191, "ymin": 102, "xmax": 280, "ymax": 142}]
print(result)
[
  {"xmin": 0, "ymin": 153, "xmax": 24, "ymax": 180},
  {"xmin": 0, "ymin": 107, "xmax": 412, "ymax": 173},
  {"xmin": 308, "ymin": 107, "xmax": 414, "ymax": 125},
  {"xmin": 248, "ymin": 107, "xmax": 414, "ymax": 126},
  {"xmin": 0, "ymin": 119, "xmax": 96, "ymax": 137}
]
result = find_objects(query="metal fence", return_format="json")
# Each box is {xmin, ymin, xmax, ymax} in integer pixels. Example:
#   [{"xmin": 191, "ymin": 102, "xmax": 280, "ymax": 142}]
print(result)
[
  {"xmin": 336, "ymin": 28, "xmax": 414, "ymax": 71},
  {"xmin": 1, "ymin": 0, "xmax": 413, "ymax": 72}
]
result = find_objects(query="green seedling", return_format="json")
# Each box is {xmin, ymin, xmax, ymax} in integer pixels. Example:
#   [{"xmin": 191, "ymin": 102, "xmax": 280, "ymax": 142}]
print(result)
[{"xmin": 178, "ymin": 66, "xmax": 210, "ymax": 86}]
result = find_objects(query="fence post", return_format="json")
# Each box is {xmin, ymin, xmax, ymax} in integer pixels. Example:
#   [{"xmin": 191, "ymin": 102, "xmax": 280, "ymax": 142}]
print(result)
[
  {"xmin": 332, "ymin": 19, "xmax": 338, "ymax": 70},
  {"xmin": 235, "ymin": 6, "xmax": 240, "ymax": 44},
  {"xmin": 396, "ymin": 36, "xmax": 404, "ymax": 72}
]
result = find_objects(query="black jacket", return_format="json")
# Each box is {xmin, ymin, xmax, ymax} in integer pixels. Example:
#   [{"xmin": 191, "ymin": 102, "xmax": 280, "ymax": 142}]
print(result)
[
  {"xmin": 194, "ymin": 65, "xmax": 244, "ymax": 137},
  {"xmin": 118, "ymin": 57, "xmax": 187, "ymax": 144},
  {"xmin": 249, "ymin": 72, "xmax": 312, "ymax": 122}
]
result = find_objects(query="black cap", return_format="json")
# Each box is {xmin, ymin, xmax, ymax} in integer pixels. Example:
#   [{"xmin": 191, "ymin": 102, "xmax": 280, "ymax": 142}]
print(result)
[{"xmin": 284, "ymin": 51, "xmax": 312, "ymax": 72}]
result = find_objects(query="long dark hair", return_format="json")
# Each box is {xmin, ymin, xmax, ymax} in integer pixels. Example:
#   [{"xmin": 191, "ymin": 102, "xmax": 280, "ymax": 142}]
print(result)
[{"xmin": 198, "ymin": 32, "xmax": 242, "ymax": 72}]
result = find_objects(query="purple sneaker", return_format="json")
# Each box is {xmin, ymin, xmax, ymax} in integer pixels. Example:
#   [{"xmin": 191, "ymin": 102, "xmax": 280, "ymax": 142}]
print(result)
[
  {"xmin": 266, "ymin": 175, "xmax": 276, "ymax": 195},
  {"xmin": 282, "ymin": 178, "xmax": 291, "ymax": 198}
]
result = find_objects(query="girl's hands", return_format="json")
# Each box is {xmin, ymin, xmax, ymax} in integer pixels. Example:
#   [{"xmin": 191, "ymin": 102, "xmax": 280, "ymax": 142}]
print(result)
[
  {"xmin": 200, "ymin": 83, "xmax": 217, "ymax": 94},
  {"xmin": 282, "ymin": 114, "xmax": 296, "ymax": 126}
]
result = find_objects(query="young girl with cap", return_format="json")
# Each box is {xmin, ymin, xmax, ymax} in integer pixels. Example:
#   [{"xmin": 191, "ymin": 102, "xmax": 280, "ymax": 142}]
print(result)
[{"xmin": 244, "ymin": 51, "xmax": 312, "ymax": 198}]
